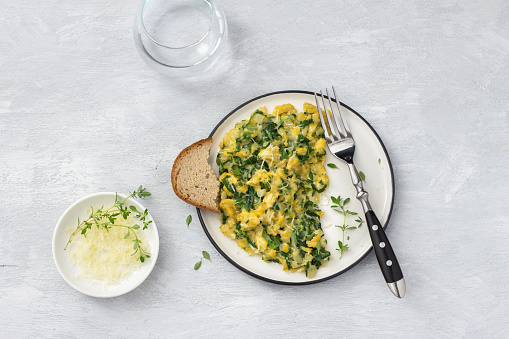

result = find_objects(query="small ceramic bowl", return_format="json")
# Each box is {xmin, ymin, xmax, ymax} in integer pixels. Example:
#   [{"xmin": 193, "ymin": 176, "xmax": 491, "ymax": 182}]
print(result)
[{"xmin": 52, "ymin": 192, "xmax": 159, "ymax": 297}]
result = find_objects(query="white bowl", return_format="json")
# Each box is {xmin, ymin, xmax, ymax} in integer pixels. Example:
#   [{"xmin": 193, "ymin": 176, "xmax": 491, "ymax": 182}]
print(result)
[{"xmin": 52, "ymin": 192, "xmax": 159, "ymax": 297}]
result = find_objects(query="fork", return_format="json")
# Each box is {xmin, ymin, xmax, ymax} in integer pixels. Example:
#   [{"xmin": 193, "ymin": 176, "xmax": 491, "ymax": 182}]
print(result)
[{"xmin": 315, "ymin": 87, "xmax": 406, "ymax": 298}]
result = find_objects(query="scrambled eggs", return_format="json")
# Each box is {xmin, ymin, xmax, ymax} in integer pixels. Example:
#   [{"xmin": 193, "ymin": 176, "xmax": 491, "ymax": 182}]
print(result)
[{"xmin": 217, "ymin": 103, "xmax": 330, "ymax": 278}]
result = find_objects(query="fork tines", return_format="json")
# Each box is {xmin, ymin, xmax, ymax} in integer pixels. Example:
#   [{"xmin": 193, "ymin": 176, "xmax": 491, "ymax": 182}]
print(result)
[{"xmin": 314, "ymin": 87, "xmax": 352, "ymax": 142}]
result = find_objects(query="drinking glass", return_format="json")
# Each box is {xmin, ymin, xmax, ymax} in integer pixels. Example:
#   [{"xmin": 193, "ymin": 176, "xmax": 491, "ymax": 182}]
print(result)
[{"xmin": 133, "ymin": 0, "xmax": 227, "ymax": 77}]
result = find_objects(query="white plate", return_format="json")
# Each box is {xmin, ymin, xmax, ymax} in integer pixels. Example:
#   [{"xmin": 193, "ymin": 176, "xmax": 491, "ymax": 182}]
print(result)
[
  {"xmin": 197, "ymin": 90, "xmax": 395, "ymax": 284},
  {"xmin": 52, "ymin": 192, "xmax": 159, "ymax": 297}
]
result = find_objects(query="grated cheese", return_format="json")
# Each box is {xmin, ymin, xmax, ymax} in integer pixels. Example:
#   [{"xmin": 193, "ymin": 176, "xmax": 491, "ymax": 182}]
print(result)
[{"xmin": 68, "ymin": 215, "xmax": 150, "ymax": 285}]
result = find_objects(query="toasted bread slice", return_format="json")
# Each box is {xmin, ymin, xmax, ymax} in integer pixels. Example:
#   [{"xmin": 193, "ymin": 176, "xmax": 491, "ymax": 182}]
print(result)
[{"xmin": 171, "ymin": 138, "xmax": 220, "ymax": 213}]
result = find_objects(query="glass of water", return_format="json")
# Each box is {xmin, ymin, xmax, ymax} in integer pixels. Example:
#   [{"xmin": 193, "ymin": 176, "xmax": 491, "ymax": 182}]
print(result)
[{"xmin": 133, "ymin": 0, "xmax": 227, "ymax": 77}]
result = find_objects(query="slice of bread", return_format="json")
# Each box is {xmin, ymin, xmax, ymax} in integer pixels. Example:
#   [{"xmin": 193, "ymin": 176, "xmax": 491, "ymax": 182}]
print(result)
[{"xmin": 171, "ymin": 138, "xmax": 220, "ymax": 213}]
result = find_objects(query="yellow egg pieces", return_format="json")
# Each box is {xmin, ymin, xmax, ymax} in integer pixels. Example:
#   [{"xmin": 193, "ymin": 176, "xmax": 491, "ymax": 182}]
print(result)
[{"xmin": 217, "ymin": 103, "xmax": 330, "ymax": 278}]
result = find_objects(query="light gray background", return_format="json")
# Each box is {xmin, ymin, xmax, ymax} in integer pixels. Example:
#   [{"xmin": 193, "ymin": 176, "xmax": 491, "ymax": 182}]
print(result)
[{"xmin": 1, "ymin": 0, "xmax": 508, "ymax": 338}]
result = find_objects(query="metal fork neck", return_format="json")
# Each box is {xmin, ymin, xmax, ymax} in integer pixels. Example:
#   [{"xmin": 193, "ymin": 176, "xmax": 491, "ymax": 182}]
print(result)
[{"xmin": 347, "ymin": 163, "xmax": 372, "ymax": 212}]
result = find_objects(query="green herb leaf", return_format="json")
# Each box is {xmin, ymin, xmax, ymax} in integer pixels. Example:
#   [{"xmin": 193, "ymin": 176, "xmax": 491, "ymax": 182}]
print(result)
[
  {"xmin": 291, "ymin": 232, "xmax": 297, "ymax": 246},
  {"xmin": 327, "ymin": 163, "xmax": 339, "ymax": 169},
  {"xmin": 137, "ymin": 186, "xmax": 152, "ymax": 197},
  {"xmin": 359, "ymin": 171, "xmax": 366, "ymax": 183},
  {"xmin": 202, "ymin": 251, "xmax": 211, "ymax": 261},
  {"xmin": 331, "ymin": 195, "xmax": 340, "ymax": 205},
  {"xmin": 124, "ymin": 230, "xmax": 130, "ymax": 239},
  {"xmin": 337, "ymin": 240, "xmax": 349, "ymax": 253},
  {"xmin": 186, "ymin": 215, "xmax": 192, "ymax": 228},
  {"xmin": 194, "ymin": 259, "xmax": 202, "ymax": 270},
  {"xmin": 378, "ymin": 158, "xmax": 381, "ymax": 165},
  {"xmin": 132, "ymin": 224, "xmax": 140, "ymax": 230}
]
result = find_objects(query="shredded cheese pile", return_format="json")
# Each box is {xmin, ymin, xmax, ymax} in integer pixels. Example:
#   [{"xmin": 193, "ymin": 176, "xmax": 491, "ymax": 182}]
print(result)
[{"xmin": 68, "ymin": 216, "xmax": 150, "ymax": 285}]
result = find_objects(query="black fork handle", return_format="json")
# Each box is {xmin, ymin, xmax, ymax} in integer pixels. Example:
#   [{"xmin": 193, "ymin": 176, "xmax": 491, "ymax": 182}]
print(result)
[{"xmin": 365, "ymin": 210, "xmax": 406, "ymax": 297}]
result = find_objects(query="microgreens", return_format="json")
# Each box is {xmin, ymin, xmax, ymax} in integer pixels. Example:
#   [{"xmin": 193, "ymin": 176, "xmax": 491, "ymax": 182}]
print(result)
[
  {"xmin": 327, "ymin": 163, "xmax": 339, "ymax": 169},
  {"xmin": 64, "ymin": 186, "xmax": 153, "ymax": 263},
  {"xmin": 359, "ymin": 171, "xmax": 366, "ymax": 183},
  {"xmin": 186, "ymin": 215, "xmax": 192, "ymax": 228}
]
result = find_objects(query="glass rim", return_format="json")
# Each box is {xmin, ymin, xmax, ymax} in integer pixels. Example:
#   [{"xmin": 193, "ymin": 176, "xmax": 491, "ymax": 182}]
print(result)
[{"xmin": 140, "ymin": 0, "xmax": 215, "ymax": 50}]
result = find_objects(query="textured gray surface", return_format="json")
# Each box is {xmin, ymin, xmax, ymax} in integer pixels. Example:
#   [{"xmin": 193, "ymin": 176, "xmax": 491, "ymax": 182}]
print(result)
[{"xmin": 1, "ymin": 0, "xmax": 509, "ymax": 337}]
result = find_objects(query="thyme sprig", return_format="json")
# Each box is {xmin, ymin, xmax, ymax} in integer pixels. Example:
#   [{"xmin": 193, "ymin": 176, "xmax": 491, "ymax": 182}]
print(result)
[
  {"xmin": 331, "ymin": 195, "xmax": 363, "ymax": 259},
  {"xmin": 64, "ymin": 186, "xmax": 153, "ymax": 263}
]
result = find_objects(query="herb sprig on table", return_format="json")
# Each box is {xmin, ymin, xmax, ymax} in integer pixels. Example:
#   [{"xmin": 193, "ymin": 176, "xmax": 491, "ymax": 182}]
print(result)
[
  {"xmin": 64, "ymin": 186, "xmax": 153, "ymax": 263},
  {"xmin": 194, "ymin": 251, "xmax": 211, "ymax": 270},
  {"xmin": 331, "ymin": 195, "xmax": 364, "ymax": 259}
]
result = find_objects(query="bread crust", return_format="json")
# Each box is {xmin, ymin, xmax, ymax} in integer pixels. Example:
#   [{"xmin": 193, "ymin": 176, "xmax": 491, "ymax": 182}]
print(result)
[{"xmin": 171, "ymin": 137, "xmax": 220, "ymax": 213}]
